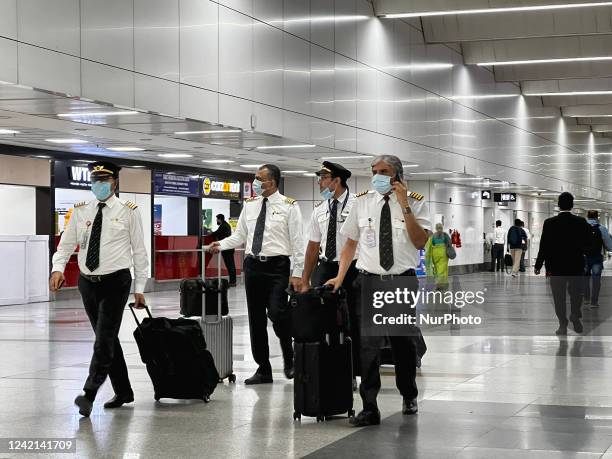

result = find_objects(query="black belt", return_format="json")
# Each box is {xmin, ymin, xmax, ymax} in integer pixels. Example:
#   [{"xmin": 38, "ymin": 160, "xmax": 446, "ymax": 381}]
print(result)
[
  {"xmin": 359, "ymin": 269, "xmax": 416, "ymax": 280},
  {"xmin": 319, "ymin": 258, "xmax": 338, "ymax": 264},
  {"xmin": 80, "ymin": 268, "xmax": 130, "ymax": 283},
  {"xmin": 246, "ymin": 254, "xmax": 289, "ymax": 263}
]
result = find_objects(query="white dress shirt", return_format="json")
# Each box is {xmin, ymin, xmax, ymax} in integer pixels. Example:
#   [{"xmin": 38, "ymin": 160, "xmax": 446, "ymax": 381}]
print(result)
[
  {"xmin": 308, "ymin": 189, "xmax": 358, "ymax": 262},
  {"xmin": 52, "ymin": 194, "xmax": 149, "ymax": 293},
  {"xmin": 340, "ymin": 190, "xmax": 431, "ymax": 275},
  {"xmin": 494, "ymin": 227, "xmax": 506, "ymax": 244},
  {"xmin": 218, "ymin": 190, "xmax": 305, "ymax": 277}
]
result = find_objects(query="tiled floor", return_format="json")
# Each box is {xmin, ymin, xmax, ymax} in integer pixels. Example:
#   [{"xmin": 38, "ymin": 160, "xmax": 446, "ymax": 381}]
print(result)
[{"xmin": 1, "ymin": 270, "xmax": 612, "ymax": 458}]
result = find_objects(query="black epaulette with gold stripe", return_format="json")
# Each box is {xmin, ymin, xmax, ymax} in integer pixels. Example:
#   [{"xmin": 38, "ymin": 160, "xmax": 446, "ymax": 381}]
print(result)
[
  {"xmin": 123, "ymin": 200, "xmax": 138, "ymax": 210},
  {"xmin": 285, "ymin": 197, "xmax": 296, "ymax": 205},
  {"xmin": 356, "ymin": 190, "xmax": 369, "ymax": 198},
  {"xmin": 245, "ymin": 196, "xmax": 257, "ymax": 202},
  {"xmin": 314, "ymin": 201, "xmax": 323, "ymax": 208},
  {"xmin": 409, "ymin": 191, "xmax": 424, "ymax": 201},
  {"xmin": 74, "ymin": 201, "xmax": 87, "ymax": 208}
]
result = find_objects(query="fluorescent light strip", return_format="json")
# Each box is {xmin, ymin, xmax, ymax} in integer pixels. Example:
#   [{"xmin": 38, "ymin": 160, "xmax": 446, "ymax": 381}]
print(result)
[
  {"xmin": 283, "ymin": 170, "xmax": 308, "ymax": 173},
  {"xmin": 256, "ymin": 144, "xmax": 315, "ymax": 150},
  {"xmin": 157, "ymin": 153, "xmax": 193, "ymax": 158},
  {"xmin": 321, "ymin": 155, "xmax": 374, "ymax": 160},
  {"xmin": 202, "ymin": 159, "xmax": 235, "ymax": 164},
  {"xmin": 448, "ymin": 94, "xmax": 519, "ymax": 100},
  {"xmin": 409, "ymin": 171, "xmax": 454, "ymax": 175},
  {"xmin": 174, "ymin": 130, "xmax": 242, "ymax": 135},
  {"xmin": 402, "ymin": 164, "xmax": 419, "ymax": 168},
  {"xmin": 478, "ymin": 56, "xmax": 612, "ymax": 67},
  {"xmin": 240, "ymin": 164, "xmax": 263, "ymax": 168},
  {"xmin": 525, "ymin": 90, "xmax": 612, "ymax": 97},
  {"xmin": 57, "ymin": 111, "xmax": 139, "ymax": 117},
  {"xmin": 381, "ymin": 2, "xmax": 612, "ymax": 19},
  {"xmin": 107, "ymin": 147, "xmax": 145, "ymax": 152},
  {"xmin": 303, "ymin": 173, "xmax": 317, "ymax": 177},
  {"xmin": 0, "ymin": 129, "xmax": 19, "ymax": 134},
  {"xmin": 45, "ymin": 138, "xmax": 88, "ymax": 144},
  {"xmin": 444, "ymin": 177, "xmax": 484, "ymax": 181}
]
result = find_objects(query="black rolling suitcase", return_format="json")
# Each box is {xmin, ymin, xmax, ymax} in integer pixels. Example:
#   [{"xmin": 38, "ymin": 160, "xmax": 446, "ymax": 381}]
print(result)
[
  {"xmin": 179, "ymin": 278, "xmax": 229, "ymax": 317},
  {"xmin": 292, "ymin": 286, "xmax": 354, "ymax": 422},
  {"xmin": 129, "ymin": 303, "xmax": 219, "ymax": 402}
]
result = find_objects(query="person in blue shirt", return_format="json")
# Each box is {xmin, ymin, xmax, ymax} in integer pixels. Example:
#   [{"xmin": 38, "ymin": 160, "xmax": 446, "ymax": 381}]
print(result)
[{"xmin": 584, "ymin": 210, "xmax": 612, "ymax": 308}]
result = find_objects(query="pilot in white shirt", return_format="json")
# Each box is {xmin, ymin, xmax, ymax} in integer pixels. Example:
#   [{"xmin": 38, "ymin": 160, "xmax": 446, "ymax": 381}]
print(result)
[
  {"xmin": 49, "ymin": 161, "xmax": 148, "ymax": 417},
  {"xmin": 326, "ymin": 155, "xmax": 431, "ymax": 427},
  {"xmin": 210, "ymin": 164, "xmax": 304, "ymax": 385}
]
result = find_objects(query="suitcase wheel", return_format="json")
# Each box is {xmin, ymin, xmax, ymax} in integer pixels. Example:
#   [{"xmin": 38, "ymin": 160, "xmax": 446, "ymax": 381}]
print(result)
[
  {"xmin": 348, "ymin": 409, "xmax": 355, "ymax": 418},
  {"xmin": 293, "ymin": 412, "xmax": 301, "ymax": 421},
  {"xmin": 316, "ymin": 416, "xmax": 324, "ymax": 423},
  {"xmin": 203, "ymin": 395, "xmax": 210, "ymax": 403},
  {"xmin": 228, "ymin": 374, "xmax": 236, "ymax": 383},
  {"xmin": 154, "ymin": 394, "xmax": 160, "ymax": 402}
]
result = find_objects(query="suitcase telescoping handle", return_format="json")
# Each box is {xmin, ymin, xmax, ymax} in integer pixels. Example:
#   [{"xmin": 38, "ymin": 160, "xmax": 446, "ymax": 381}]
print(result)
[
  {"xmin": 128, "ymin": 302, "xmax": 153, "ymax": 328},
  {"xmin": 201, "ymin": 245, "xmax": 224, "ymax": 325}
]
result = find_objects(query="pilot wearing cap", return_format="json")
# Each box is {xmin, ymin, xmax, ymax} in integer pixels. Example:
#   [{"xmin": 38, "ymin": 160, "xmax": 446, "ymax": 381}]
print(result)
[
  {"xmin": 50, "ymin": 160, "xmax": 149, "ymax": 417},
  {"xmin": 301, "ymin": 161, "xmax": 361, "ymax": 388}
]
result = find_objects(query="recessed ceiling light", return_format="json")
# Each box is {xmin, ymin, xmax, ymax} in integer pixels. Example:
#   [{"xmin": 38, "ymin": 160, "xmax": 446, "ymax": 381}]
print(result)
[
  {"xmin": 45, "ymin": 138, "xmax": 88, "ymax": 144},
  {"xmin": 0, "ymin": 129, "xmax": 19, "ymax": 134},
  {"xmin": 202, "ymin": 159, "xmax": 235, "ymax": 164},
  {"xmin": 380, "ymin": 2, "xmax": 612, "ymax": 18},
  {"xmin": 256, "ymin": 144, "xmax": 316, "ymax": 150},
  {"xmin": 130, "ymin": 165, "xmax": 146, "ymax": 168},
  {"xmin": 448, "ymin": 94, "xmax": 519, "ymax": 100},
  {"xmin": 174, "ymin": 130, "xmax": 242, "ymax": 135},
  {"xmin": 403, "ymin": 164, "xmax": 419, "ymax": 168},
  {"xmin": 107, "ymin": 147, "xmax": 146, "ymax": 152},
  {"xmin": 240, "ymin": 164, "xmax": 263, "ymax": 168},
  {"xmin": 321, "ymin": 155, "xmax": 374, "ymax": 159},
  {"xmin": 525, "ymin": 90, "xmax": 612, "ymax": 97},
  {"xmin": 33, "ymin": 155, "xmax": 51, "ymax": 159},
  {"xmin": 157, "ymin": 153, "xmax": 193, "ymax": 158},
  {"xmin": 303, "ymin": 173, "xmax": 317, "ymax": 177},
  {"xmin": 57, "ymin": 111, "xmax": 139, "ymax": 117},
  {"xmin": 478, "ymin": 56, "xmax": 612, "ymax": 67}
]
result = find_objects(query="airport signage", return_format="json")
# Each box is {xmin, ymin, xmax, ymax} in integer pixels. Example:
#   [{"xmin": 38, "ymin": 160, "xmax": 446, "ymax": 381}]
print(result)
[
  {"xmin": 54, "ymin": 161, "xmax": 92, "ymax": 189},
  {"xmin": 494, "ymin": 192, "xmax": 516, "ymax": 203},
  {"xmin": 154, "ymin": 172, "xmax": 200, "ymax": 197},
  {"xmin": 202, "ymin": 176, "xmax": 241, "ymax": 200},
  {"xmin": 481, "ymin": 190, "xmax": 491, "ymax": 200}
]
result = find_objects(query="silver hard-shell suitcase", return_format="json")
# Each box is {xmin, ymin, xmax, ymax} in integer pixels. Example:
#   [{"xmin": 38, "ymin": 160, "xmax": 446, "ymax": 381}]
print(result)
[{"xmin": 201, "ymin": 249, "xmax": 236, "ymax": 383}]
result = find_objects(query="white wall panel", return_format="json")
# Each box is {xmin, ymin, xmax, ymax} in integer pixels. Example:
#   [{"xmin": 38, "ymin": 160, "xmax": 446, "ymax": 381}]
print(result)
[
  {"xmin": 219, "ymin": 0, "xmax": 253, "ymax": 17},
  {"xmin": 310, "ymin": 0, "xmax": 334, "ymax": 49},
  {"xmin": 81, "ymin": 0, "xmax": 134, "ymax": 69},
  {"xmin": 219, "ymin": 94, "xmax": 253, "ymax": 131},
  {"xmin": 134, "ymin": 0, "xmax": 179, "ymax": 81},
  {"xmin": 134, "ymin": 74, "xmax": 179, "ymax": 116},
  {"xmin": 81, "ymin": 61, "xmax": 134, "ymax": 107},
  {"xmin": 334, "ymin": 54, "xmax": 356, "ymax": 126},
  {"xmin": 18, "ymin": 0, "xmax": 80, "ymax": 55},
  {"xmin": 356, "ymin": 64, "xmax": 376, "ymax": 132},
  {"xmin": 219, "ymin": 6, "xmax": 253, "ymax": 100},
  {"xmin": 283, "ymin": 33, "xmax": 310, "ymax": 114},
  {"xmin": 0, "ymin": 0, "xmax": 17, "ymax": 39},
  {"xmin": 253, "ymin": 102, "xmax": 282, "ymax": 136},
  {"xmin": 0, "ymin": 37, "xmax": 17, "ymax": 83},
  {"xmin": 254, "ymin": 0, "xmax": 283, "ymax": 25},
  {"xmin": 334, "ymin": 0, "xmax": 357, "ymax": 59},
  {"xmin": 310, "ymin": 119, "xmax": 335, "ymax": 148},
  {"xmin": 0, "ymin": 185, "xmax": 36, "ymax": 235},
  {"xmin": 179, "ymin": 0, "xmax": 218, "ymax": 91},
  {"xmin": 253, "ymin": 21, "xmax": 283, "ymax": 107},
  {"xmin": 284, "ymin": 0, "xmax": 310, "ymax": 41},
  {"xmin": 180, "ymin": 85, "xmax": 219, "ymax": 124},
  {"xmin": 283, "ymin": 111, "xmax": 311, "ymax": 142},
  {"xmin": 310, "ymin": 45, "xmax": 335, "ymax": 121},
  {"xmin": 335, "ymin": 124, "xmax": 356, "ymax": 152},
  {"xmin": 18, "ymin": 44, "xmax": 80, "ymax": 96}
]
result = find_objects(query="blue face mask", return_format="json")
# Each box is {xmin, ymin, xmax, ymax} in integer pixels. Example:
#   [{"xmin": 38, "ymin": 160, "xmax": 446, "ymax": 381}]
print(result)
[
  {"xmin": 320, "ymin": 187, "xmax": 335, "ymax": 200},
  {"xmin": 252, "ymin": 179, "xmax": 264, "ymax": 196},
  {"xmin": 91, "ymin": 181, "xmax": 112, "ymax": 201},
  {"xmin": 371, "ymin": 174, "xmax": 392, "ymax": 195}
]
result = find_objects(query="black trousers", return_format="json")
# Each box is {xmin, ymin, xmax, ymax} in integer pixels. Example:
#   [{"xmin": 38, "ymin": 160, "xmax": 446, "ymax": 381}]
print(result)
[
  {"xmin": 549, "ymin": 275, "xmax": 583, "ymax": 327},
  {"xmin": 492, "ymin": 244, "xmax": 505, "ymax": 271},
  {"xmin": 243, "ymin": 256, "xmax": 293, "ymax": 375},
  {"xmin": 78, "ymin": 269, "xmax": 133, "ymax": 398},
  {"xmin": 354, "ymin": 273, "xmax": 418, "ymax": 412},
  {"xmin": 311, "ymin": 259, "xmax": 361, "ymax": 376},
  {"xmin": 221, "ymin": 249, "xmax": 237, "ymax": 284}
]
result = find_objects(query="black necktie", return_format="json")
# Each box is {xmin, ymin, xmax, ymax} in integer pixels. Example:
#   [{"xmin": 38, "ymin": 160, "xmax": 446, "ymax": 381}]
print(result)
[
  {"xmin": 325, "ymin": 199, "xmax": 338, "ymax": 260},
  {"xmin": 379, "ymin": 196, "xmax": 394, "ymax": 271},
  {"xmin": 85, "ymin": 203, "xmax": 105, "ymax": 272},
  {"xmin": 251, "ymin": 197, "xmax": 268, "ymax": 256}
]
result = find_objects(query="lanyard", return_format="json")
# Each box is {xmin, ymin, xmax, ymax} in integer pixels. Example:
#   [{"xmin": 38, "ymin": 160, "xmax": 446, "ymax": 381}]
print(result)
[{"xmin": 327, "ymin": 188, "xmax": 350, "ymax": 217}]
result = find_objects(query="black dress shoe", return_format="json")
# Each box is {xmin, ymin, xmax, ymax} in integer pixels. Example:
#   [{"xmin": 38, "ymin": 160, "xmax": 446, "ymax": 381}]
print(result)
[
  {"xmin": 103, "ymin": 394, "xmax": 134, "ymax": 409},
  {"xmin": 74, "ymin": 395, "xmax": 93, "ymax": 417},
  {"xmin": 402, "ymin": 398, "xmax": 418, "ymax": 415},
  {"xmin": 284, "ymin": 366, "xmax": 294, "ymax": 379},
  {"xmin": 572, "ymin": 319, "xmax": 584, "ymax": 333},
  {"xmin": 555, "ymin": 326, "xmax": 567, "ymax": 336},
  {"xmin": 244, "ymin": 372, "xmax": 273, "ymax": 385},
  {"xmin": 349, "ymin": 409, "xmax": 381, "ymax": 427}
]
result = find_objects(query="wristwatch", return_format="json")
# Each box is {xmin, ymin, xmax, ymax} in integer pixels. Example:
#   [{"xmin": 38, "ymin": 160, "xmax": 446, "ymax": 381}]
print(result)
[{"xmin": 402, "ymin": 206, "xmax": 412, "ymax": 215}]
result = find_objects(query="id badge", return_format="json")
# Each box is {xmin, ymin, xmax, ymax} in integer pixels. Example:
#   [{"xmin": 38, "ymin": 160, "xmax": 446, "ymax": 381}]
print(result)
[
  {"xmin": 80, "ymin": 222, "xmax": 91, "ymax": 250},
  {"xmin": 366, "ymin": 228, "xmax": 377, "ymax": 248}
]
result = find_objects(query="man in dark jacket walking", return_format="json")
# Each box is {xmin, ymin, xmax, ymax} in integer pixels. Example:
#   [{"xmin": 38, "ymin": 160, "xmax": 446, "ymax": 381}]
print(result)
[
  {"xmin": 211, "ymin": 214, "xmax": 236, "ymax": 286},
  {"xmin": 507, "ymin": 219, "xmax": 527, "ymax": 277},
  {"xmin": 535, "ymin": 192, "xmax": 591, "ymax": 335}
]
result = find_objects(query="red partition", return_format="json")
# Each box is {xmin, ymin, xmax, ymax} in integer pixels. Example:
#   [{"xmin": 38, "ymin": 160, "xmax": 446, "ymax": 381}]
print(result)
[
  {"xmin": 202, "ymin": 235, "xmax": 243, "ymax": 279},
  {"xmin": 54, "ymin": 238, "xmax": 80, "ymax": 287},
  {"xmin": 154, "ymin": 235, "xmax": 200, "ymax": 281}
]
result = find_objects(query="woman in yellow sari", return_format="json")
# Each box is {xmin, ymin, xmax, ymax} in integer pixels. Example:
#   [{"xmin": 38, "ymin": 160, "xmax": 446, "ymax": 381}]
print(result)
[{"xmin": 425, "ymin": 223, "xmax": 451, "ymax": 289}]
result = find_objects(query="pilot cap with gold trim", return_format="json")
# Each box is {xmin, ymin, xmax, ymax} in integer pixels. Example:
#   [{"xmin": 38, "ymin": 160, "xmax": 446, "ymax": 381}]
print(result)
[
  {"xmin": 315, "ymin": 161, "xmax": 351, "ymax": 180},
  {"xmin": 88, "ymin": 161, "xmax": 121, "ymax": 179}
]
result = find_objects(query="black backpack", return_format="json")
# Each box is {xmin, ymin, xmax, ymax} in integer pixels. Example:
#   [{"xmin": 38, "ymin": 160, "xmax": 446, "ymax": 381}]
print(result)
[
  {"xmin": 508, "ymin": 226, "xmax": 522, "ymax": 247},
  {"xmin": 586, "ymin": 224, "xmax": 604, "ymax": 257}
]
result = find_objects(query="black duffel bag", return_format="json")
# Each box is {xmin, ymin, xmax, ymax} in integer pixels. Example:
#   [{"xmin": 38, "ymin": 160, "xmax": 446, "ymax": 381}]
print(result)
[
  {"xmin": 290, "ymin": 286, "xmax": 349, "ymax": 343},
  {"xmin": 180, "ymin": 278, "xmax": 229, "ymax": 317}
]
